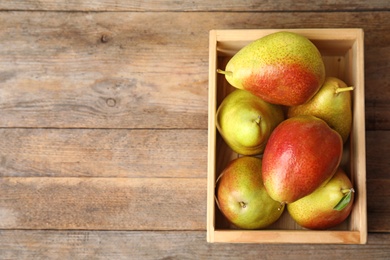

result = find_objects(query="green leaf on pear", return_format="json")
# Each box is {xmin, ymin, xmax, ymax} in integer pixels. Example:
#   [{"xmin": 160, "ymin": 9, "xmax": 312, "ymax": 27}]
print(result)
[{"xmin": 333, "ymin": 188, "xmax": 354, "ymax": 211}]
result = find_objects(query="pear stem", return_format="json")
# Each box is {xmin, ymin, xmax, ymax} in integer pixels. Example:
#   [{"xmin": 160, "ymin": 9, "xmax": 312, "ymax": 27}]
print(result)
[
  {"xmin": 216, "ymin": 69, "xmax": 233, "ymax": 77},
  {"xmin": 341, "ymin": 188, "xmax": 355, "ymax": 194},
  {"xmin": 278, "ymin": 202, "xmax": 285, "ymax": 211},
  {"xmin": 335, "ymin": 86, "xmax": 354, "ymax": 94},
  {"xmin": 239, "ymin": 201, "xmax": 247, "ymax": 208},
  {"xmin": 254, "ymin": 115, "xmax": 261, "ymax": 125}
]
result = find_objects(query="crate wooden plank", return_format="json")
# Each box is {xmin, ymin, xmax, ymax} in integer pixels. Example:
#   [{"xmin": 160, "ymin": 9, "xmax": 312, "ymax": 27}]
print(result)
[
  {"xmin": 0, "ymin": 11, "xmax": 389, "ymax": 129},
  {"xmin": 0, "ymin": 230, "xmax": 389, "ymax": 259},
  {"xmin": 0, "ymin": 129, "xmax": 207, "ymax": 178},
  {"xmin": 0, "ymin": 177, "xmax": 207, "ymax": 230},
  {"xmin": 0, "ymin": 0, "xmax": 388, "ymax": 11}
]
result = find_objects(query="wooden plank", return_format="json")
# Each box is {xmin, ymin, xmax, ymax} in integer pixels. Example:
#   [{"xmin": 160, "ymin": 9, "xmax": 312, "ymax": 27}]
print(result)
[
  {"xmin": 0, "ymin": 11, "xmax": 389, "ymax": 129},
  {"xmin": 0, "ymin": 129, "xmax": 207, "ymax": 178},
  {"xmin": 0, "ymin": 230, "xmax": 389, "ymax": 259},
  {"xmin": 0, "ymin": 0, "xmax": 388, "ymax": 11},
  {"xmin": 0, "ymin": 129, "xmax": 386, "ymax": 179},
  {"xmin": 366, "ymin": 131, "xmax": 390, "ymax": 179},
  {"xmin": 367, "ymin": 179, "xmax": 390, "ymax": 232},
  {"xmin": 368, "ymin": 212, "xmax": 390, "ymax": 233},
  {"xmin": 0, "ymin": 11, "xmax": 209, "ymax": 129},
  {"xmin": 366, "ymin": 101, "xmax": 390, "ymax": 131},
  {"xmin": 0, "ymin": 177, "xmax": 207, "ymax": 230},
  {"xmin": 0, "ymin": 177, "xmax": 388, "ymax": 232}
]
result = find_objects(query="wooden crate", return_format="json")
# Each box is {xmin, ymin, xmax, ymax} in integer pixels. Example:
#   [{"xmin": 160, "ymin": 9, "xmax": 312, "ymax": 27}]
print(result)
[{"xmin": 207, "ymin": 29, "xmax": 367, "ymax": 244}]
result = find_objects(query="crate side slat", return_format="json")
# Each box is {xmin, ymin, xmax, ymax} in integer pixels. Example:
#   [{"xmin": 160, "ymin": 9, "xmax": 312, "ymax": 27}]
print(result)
[
  {"xmin": 207, "ymin": 30, "xmax": 218, "ymax": 243},
  {"xmin": 214, "ymin": 230, "xmax": 362, "ymax": 244}
]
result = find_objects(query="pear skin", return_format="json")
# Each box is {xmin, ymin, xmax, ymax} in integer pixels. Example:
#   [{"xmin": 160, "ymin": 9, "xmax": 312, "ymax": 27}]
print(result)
[
  {"xmin": 217, "ymin": 156, "xmax": 284, "ymax": 229},
  {"xmin": 262, "ymin": 115, "xmax": 343, "ymax": 204},
  {"xmin": 287, "ymin": 167, "xmax": 354, "ymax": 230},
  {"xmin": 288, "ymin": 77, "xmax": 353, "ymax": 143},
  {"xmin": 216, "ymin": 89, "xmax": 284, "ymax": 155},
  {"xmin": 217, "ymin": 31, "xmax": 325, "ymax": 106}
]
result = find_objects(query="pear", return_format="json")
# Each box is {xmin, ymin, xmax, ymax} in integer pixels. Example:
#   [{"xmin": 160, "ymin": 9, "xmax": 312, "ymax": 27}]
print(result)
[
  {"xmin": 287, "ymin": 167, "xmax": 355, "ymax": 229},
  {"xmin": 288, "ymin": 77, "xmax": 354, "ymax": 143},
  {"xmin": 217, "ymin": 156, "xmax": 285, "ymax": 229},
  {"xmin": 262, "ymin": 115, "xmax": 343, "ymax": 204},
  {"xmin": 217, "ymin": 31, "xmax": 325, "ymax": 106},
  {"xmin": 216, "ymin": 89, "xmax": 284, "ymax": 155}
]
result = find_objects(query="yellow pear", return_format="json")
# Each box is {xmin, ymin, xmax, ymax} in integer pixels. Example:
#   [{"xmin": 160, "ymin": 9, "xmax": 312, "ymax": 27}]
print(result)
[
  {"xmin": 288, "ymin": 77, "xmax": 353, "ymax": 143},
  {"xmin": 287, "ymin": 167, "xmax": 354, "ymax": 229},
  {"xmin": 216, "ymin": 89, "xmax": 284, "ymax": 155}
]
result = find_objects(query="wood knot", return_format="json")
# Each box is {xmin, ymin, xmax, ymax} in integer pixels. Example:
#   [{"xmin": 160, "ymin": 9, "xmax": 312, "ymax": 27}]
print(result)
[
  {"xmin": 106, "ymin": 98, "xmax": 116, "ymax": 107},
  {"xmin": 101, "ymin": 34, "xmax": 109, "ymax": 43}
]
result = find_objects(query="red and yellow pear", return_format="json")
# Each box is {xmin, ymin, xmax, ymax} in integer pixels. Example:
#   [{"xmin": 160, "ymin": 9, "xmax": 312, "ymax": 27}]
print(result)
[
  {"xmin": 217, "ymin": 31, "xmax": 325, "ymax": 106},
  {"xmin": 217, "ymin": 156, "xmax": 284, "ymax": 229},
  {"xmin": 287, "ymin": 167, "xmax": 355, "ymax": 230},
  {"xmin": 262, "ymin": 115, "xmax": 343, "ymax": 204}
]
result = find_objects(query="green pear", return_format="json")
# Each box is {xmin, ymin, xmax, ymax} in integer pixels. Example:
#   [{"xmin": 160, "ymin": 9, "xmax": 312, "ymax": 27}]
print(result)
[
  {"xmin": 262, "ymin": 115, "xmax": 343, "ymax": 204},
  {"xmin": 217, "ymin": 31, "xmax": 325, "ymax": 106},
  {"xmin": 287, "ymin": 167, "xmax": 355, "ymax": 230},
  {"xmin": 216, "ymin": 89, "xmax": 284, "ymax": 155},
  {"xmin": 217, "ymin": 156, "xmax": 284, "ymax": 229},
  {"xmin": 288, "ymin": 77, "xmax": 353, "ymax": 143}
]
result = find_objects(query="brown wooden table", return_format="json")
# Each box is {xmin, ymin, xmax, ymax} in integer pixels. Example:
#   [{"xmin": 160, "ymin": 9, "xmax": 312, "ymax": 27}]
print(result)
[{"xmin": 0, "ymin": 1, "xmax": 389, "ymax": 259}]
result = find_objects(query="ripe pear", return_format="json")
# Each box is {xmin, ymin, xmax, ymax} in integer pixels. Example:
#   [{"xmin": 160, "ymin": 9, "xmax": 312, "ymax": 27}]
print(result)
[
  {"xmin": 287, "ymin": 167, "xmax": 355, "ymax": 229},
  {"xmin": 216, "ymin": 89, "xmax": 284, "ymax": 155},
  {"xmin": 288, "ymin": 77, "xmax": 354, "ymax": 143},
  {"xmin": 217, "ymin": 156, "xmax": 284, "ymax": 229},
  {"xmin": 262, "ymin": 115, "xmax": 343, "ymax": 204},
  {"xmin": 217, "ymin": 31, "xmax": 325, "ymax": 106}
]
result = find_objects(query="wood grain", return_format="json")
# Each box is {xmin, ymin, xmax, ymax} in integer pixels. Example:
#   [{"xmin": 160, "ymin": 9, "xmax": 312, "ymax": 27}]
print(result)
[
  {"xmin": 0, "ymin": 0, "xmax": 388, "ymax": 11},
  {"xmin": 0, "ymin": 129, "xmax": 387, "ymax": 180},
  {"xmin": 0, "ymin": 0, "xmax": 389, "ymax": 255},
  {"xmin": 0, "ymin": 12, "xmax": 209, "ymax": 129},
  {"xmin": 366, "ymin": 131, "xmax": 390, "ymax": 179},
  {"xmin": 0, "ymin": 231, "xmax": 389, "ymax": 259},
  {"xmin": 0, "ymin": 177, "xmax": 387, "ymax": 232},
  {"xmin": 0, "ymin": 11, "xmax": 389, "ymax": 130},
  {"xmin": 367, "ymin": 179, "xmax": 390, "ymax": 232},
  {"xmin": 0, "ymin": 177, "xmax": 207, "ymax": 230},
  {"xmin": 0, "ymin": 129, "xmax": 207, "ymax": 178}
]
